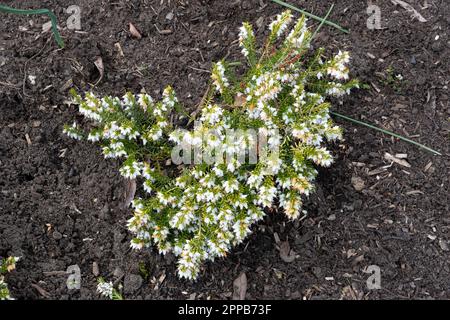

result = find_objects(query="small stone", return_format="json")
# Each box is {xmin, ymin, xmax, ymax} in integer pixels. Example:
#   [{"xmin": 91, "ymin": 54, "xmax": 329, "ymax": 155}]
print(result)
[
  {"xmin": 241, "ymin": 0, "xmax": 251, "ymax": 10},
  {"xmin": 351, "ymin": 176, "xmax": 365, "ymax": 191},
  {"xmin": 92, "ymin": 262, "xmax": 99, "ymax": 276},
  {"xmin": 99, "ymin": 204, "xmax": 110, "ymax": 220},
  {"xmin": 166, "ymin": 12, "xmax": 174, "ymax": 20},
  {"xmin": 124, "ymin": 274, "xmax": 143, "ymax": 294},
  {"xmin": 439, "ymin": 239, "xmax": 449, "ymax": 251},
  {"xmin": 113, "ymin": 267, "xmax": 124, "ymax": 279},
  {"xmin": 431, "ymin": 42, "xmax": 442, "ymax": 52},
  {"xmin": 52, "ymin": 231, "xmax": 63, "ymax": 240}
]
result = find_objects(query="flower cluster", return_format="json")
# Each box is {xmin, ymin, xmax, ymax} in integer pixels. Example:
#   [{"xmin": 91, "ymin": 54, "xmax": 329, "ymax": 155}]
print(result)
[
  {"xmin": 0, "ymin": 256, "xmax": 19, "ymax": 300},
  {"xmin": 97, "ymin": 277, "xmax": 123, "ymax": 300},
  {"xmin": 66, "ymin": 10, "xmax": 358, "ymax": 280},
  {"xmin": 211, "ymin": 61, "xmax": 230, "ymax": 94}
]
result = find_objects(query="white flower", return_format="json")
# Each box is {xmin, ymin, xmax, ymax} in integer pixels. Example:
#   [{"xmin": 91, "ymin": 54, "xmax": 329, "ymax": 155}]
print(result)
[
  {"xmin": 97, "ymin": 281, "xmax": 114, "ymax": 299},
  {"xmin": 87, "ymin": 131, "xmax": 101, "ymax": 142},
  {"xmin": 211, "ymin": 61, "xmax": 230, "ymax": 94},
  {"xmin": 223, "ymin": 178, "xmax": 239, "ymax": 194},
  {"xmin": 327, "ymin": 51, "xmax": 350, "ymax": 80},
  {"xmin": 119, "ymin": 161, "xmax": 142, "ymax": 179},
  {"xmin": 256, "ymin": 185, "xmax": 277, "ymax": 208},
  {"xmin": 269, "ymin": 10, "xmax": 293, "ymax": 38},
  {"xmin": 63, "ymin": 122, "xmax": 83, "ymax": 140}
]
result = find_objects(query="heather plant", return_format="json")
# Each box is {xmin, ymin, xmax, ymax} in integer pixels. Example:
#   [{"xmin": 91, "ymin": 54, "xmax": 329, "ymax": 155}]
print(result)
[
  {"xmin": 65, "ymin": 10, "xmax": 358, "ymax": 279},
  {"xmin": 0, "ymin": 256, "xmax": 19, "ymax": 300}
]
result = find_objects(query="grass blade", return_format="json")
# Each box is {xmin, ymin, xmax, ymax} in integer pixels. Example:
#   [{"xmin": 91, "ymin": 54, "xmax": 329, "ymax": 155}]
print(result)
[
  {"xmin": 0, "ymin": 5, "xmax": 65, "ymax": 48},
  {"xmin": 331, "ymin": 111, "xmax": 441, "ymax": 156},
  {"xmin": 311, "ymin": 4, "xmax": 334, "ymax": 40},
  {"xmin": 271, "ymin": 0, "xmax": 349, "ymax": 34}
]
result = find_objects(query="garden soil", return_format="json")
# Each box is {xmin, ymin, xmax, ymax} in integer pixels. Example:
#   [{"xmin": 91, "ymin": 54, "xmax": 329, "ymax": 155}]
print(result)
[{"xmin": 0, "ymin": 0, "xmax": 449, "ymax": 299}]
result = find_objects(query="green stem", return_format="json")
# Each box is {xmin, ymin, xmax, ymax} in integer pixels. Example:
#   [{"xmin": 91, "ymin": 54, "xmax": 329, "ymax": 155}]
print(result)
[
  {"xmin": 331, "ymin": 111, "xmax": 441, "ymax": 156},
  {"xmin": 311, "ymin": 4, "xmax": 334, "ymax": 40},
  {"xmin": 0, "ymin": 4, "xmax": 65, "ymax": 48},
  {"xmin": 270, "ymin": 0, "xmax": 349, "ymax": 34}
]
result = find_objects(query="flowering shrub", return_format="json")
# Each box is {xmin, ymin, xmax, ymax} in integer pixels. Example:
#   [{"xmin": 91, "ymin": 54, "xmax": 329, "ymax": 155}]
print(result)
[
  {"xmin": 65, "ymin": 10, "xmax": 358, "ymax": 279},
  {"xmin": 0, "ymin": 256, "xmax": 19, "ymax": 300}
]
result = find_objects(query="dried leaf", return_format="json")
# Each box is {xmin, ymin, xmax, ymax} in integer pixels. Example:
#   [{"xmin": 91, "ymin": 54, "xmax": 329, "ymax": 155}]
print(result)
[
  {"xmin": 234, "ymin": 94, "xmax": 247, "ymax": 107},
  {"xmin": 42, "ymin": 21, "xmax": 52, "ymax": 33},
  {"xmin": 232, "ymin": 272, "xmax": 247, "ymax": 300},
  {"xmin": 279, "ymin": 241, "xmax": 296, "ymax": 263},
  {"xmin": 391, "ymin": 0, "xmax": 427, "ymax": 22},
  {"xmin": 93, "ymin": 56, "xmax": 104, "ymax": 85},
  {"xmin": 129, "ymin": 22, "xmax": 142, "ymax": 39}
]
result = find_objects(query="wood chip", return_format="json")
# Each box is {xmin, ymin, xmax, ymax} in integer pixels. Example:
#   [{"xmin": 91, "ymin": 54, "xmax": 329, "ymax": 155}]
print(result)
[
  {"xmin": 384, "ymin": 152, "xmax": 411, "ymax": 168},
  {"xmin": 25, "ymin": 133, "xmax": 32, "ymax": 145},
  {"xmin": 129, "ymin": 22, "xmax": 142, "ymax": 39},
  {"xmin": 273, "ymin": 232, "xmax": 281, "ymax": 244},
  {"xmin": 395, "ymin": 153, "xmax": 408, "ymax": 159},
  {"xmin": 92, "ymin": 262, "xmax": 99, "ymax": 276},
  {"xmin": 368, "ymin": 166, "xmax": 389, "ymax": 176},
  {"xmin": 60, "ymin": 78, "xmax": 73, "ymax": 91},
  {"xmin": 370, "ymin": 82, "xmax": 381, "ymax": 93},
  {"xmin": 279, "ymin": 241, "xmax": 296, "ymax": 263},
  {"xmin": 115, "ymin": 42, "xmax": 125, "ymax": 57},
  {"xmin": 158, "ymin": 273, "xmax": 166, "ymax": 284},
  {"xmin": 351, "ymin": 176, "xmax": 365, "ymax": 191},
  {"xmin": 406, "ymin": 190, "xmax": 424, "ymax": 195},
  {"xmin": 391, "ymin": 0, "xmax": 427, "ymax": 22}
]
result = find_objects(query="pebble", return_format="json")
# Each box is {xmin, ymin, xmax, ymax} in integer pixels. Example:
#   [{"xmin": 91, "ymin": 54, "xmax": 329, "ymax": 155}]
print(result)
[
  {"xmin": 166, "ymin": 12, "xmax": 174, "ymax": 21},
  {"xmin": 124, "ymin": 274, "xmax": 143, "ymax": 294},
  {"xmin": 52, "ymin": 231, "xmax": 63, "ymax": 240},
  {"xmin": 113, "ymin": 267, "xmax": 124, "ymax": 279},
  {"xmin": 92, "ymin": 262, "xmax": 99, "ymax": 276},
  {"xmin": 431, "ymin": 41, "xmax": 442, "ymax": 52},
  {"xmin": 99, "ymin": 204, "xmax": 110, "ymax": 220}
]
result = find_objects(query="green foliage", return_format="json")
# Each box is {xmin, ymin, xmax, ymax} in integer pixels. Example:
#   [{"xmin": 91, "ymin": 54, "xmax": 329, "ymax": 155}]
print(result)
[{"xmin": 0, "ymin": 257, "xmax": 19, "ymax": 300}]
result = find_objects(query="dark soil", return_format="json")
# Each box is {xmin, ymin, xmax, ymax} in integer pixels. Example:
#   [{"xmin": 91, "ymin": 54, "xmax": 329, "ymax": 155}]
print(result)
[{"xmin": 1, "ymin": 0, "xmax": 449, "ymax": 300}]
